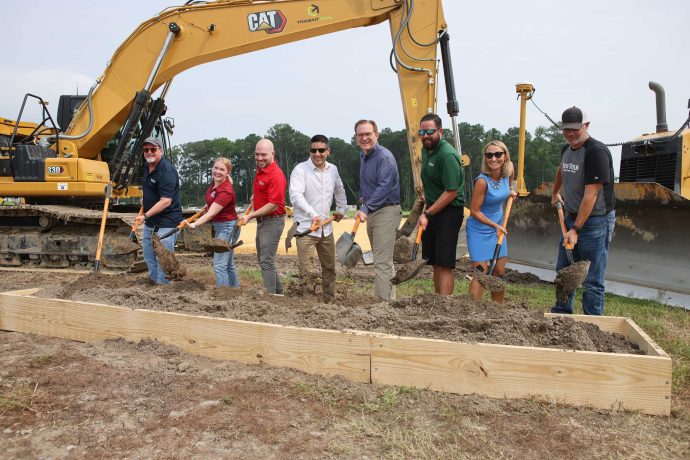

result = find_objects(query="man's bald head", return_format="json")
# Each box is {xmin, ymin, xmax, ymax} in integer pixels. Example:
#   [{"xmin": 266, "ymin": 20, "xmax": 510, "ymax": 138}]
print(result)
[{"xmin": 255, "ymin": 138, "xmax": 276, "ymax": 169}]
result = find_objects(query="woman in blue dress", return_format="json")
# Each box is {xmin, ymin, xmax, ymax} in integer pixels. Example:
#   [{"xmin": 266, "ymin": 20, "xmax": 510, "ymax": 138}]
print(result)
[{"xmin": 466, "ymin": 140, "xmax": 517, "ymax": 303}]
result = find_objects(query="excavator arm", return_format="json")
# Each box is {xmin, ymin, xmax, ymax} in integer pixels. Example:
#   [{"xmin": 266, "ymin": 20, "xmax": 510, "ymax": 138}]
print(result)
[{"xmin": 59, "ymin": 0, "xmax": 454, "ymax": 192}]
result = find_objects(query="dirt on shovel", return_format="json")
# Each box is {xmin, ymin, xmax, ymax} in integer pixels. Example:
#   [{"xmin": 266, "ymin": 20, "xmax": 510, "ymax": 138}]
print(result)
[
  {"xmin": 555, "ymin": 260, "xmax": 590, "ymax": 303},
  {"xmin": 475, "ymin": 272, "xmax": 507, "ymax": 293},
  {"xmin": 152, "ymin": 235, "xmax": 187, "ymax": 280},
  {"xmin": 391, "ymin": 258, "xmax": 428, "ymax": 285},
  {"xmin": 393, "ymin": 234, "xmax": 414, "ymax": 263}
]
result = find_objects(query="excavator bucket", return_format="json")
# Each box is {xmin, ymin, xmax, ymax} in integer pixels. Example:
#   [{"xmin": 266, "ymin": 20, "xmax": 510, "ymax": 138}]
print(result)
[{"xmin": 509, "ymin": 182, "xmax": 690, "ymax": 302}]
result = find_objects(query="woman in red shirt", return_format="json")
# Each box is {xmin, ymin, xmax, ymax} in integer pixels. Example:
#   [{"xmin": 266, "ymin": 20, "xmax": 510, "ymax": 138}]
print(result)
[{"xmin": 188, "ymin": 158, "xmax": 240, "ymax": 287}]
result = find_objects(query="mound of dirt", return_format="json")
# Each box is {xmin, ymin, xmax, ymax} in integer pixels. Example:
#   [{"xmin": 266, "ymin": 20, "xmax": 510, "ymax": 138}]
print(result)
[{"xmin": 35, "ymin": 270, "xmax": 640, "ymax": 354}]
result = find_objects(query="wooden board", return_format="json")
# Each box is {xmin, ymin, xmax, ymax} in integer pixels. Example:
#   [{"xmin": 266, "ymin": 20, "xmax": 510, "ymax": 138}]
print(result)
[
  {"xmin": 0, "ymin": 290, "xmax": 672, "ymax": 415},
  {"xmin": 370, "ymin": 336, "xmax": 671, "ymax": 416},
  {"xmin": 0, "ymin": 291, "xmax": 370, "ymax": 383}
]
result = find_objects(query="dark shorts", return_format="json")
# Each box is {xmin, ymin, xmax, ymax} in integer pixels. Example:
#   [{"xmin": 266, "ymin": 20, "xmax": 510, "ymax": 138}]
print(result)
[{"xmin": 421, "ymin": 205, "xmax": 464, "ymax": 268}]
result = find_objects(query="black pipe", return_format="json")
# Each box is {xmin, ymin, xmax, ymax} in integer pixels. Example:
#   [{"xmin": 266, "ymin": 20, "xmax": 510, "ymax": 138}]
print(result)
[
  {"xmin": 648, "ymin": 81, "xmax": 668, "ymax": 133},
  {"xmin": 439, "ymin": 32, "xmax": 459, "ymax": 118}
]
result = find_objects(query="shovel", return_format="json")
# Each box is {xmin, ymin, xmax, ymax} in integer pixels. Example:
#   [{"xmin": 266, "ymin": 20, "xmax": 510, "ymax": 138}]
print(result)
[
  {"xmin": 391, "ymin": 226, "xmax": 427, "ymax": 285},
  {"xmin": 93, "ymin": 182, "xmax": 113, "ymax": 273},
  {"xmin": 554, "ymin": 202, "xmax": 591, "ymax": 303},
  {"xmin": 475, "ymin": 196, "xmax": 514, "ymax": 293},
  {"xmin": 129, "ymin": 206, "xmax": 144, "ymax": 242},
  {"xmin": 158, "ymin": 206, "xmax": 207, "ymax": 240},
  {"xmin": 204, "ymin": 203, "xmax": 252, "ymax": 253},
  {"xmin": 285, "ymin": 216, "xmax": 336, "ymax": 253},
  {"xmin": 336, "ymin": 216, "xmax": 362, "ymax": 268}
]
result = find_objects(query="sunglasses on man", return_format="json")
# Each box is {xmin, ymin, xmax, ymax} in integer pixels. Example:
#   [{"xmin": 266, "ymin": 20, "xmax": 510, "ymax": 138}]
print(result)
[
  {"xmin": 417, "ymin": 128, "xmax": 440, "ymax": 136},
  {"xmin": 310, "ymin": 148, "xmax": 328, "ymax": 154}
]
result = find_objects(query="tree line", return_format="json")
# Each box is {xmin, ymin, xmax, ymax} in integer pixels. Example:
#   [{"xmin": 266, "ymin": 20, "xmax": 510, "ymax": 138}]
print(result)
[{"xmin": 169, "ymin": 123, "xmax": 565, "ymax": 209}]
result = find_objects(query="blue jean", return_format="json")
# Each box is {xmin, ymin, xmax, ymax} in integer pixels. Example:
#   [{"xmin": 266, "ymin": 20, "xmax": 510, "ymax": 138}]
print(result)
[
  {"xmin": 212, "ymin": 220, "xmax": 240, "ymax": 287},
  {"xmin": 142, "ymin": 225, "xmax": 178, "ymax": 285},
  {"xmin": 551, "ymin": 211, "xmax": 616, "ymax": 315}
]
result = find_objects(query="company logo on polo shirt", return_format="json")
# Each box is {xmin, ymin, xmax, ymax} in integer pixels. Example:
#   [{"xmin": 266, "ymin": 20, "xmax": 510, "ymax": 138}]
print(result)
[
  {"xmin": 248, "ymin": 10, "xmax": 287, "ymax": 34},
  {"xmin": 259, "ymin": 180, "xmax": 266, "ymax": 186},
  {"xmin": 428, "ymin": 162, "xmax": 435, "ymax": 167},
  {"xmin": 563, "ymin": 162, "xmax": 579, "ymax": 173},
  {"xmin": 150, "ymin": 178, "xmax": 157, "ymax": 184},
  {"xmin": 211, "ymin": 190, "xmax": 216, "ymax": 198}
]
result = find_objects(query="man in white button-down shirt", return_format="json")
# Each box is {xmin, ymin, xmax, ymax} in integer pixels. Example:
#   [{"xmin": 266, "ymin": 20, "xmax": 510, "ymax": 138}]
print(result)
[{"xmin": 289, "ymin": 134, "xmax": 348, "ymax": 300}]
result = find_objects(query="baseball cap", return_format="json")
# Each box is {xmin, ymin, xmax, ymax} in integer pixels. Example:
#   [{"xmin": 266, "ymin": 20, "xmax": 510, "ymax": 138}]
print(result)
[
  {"xmin": 143, "ymin": 137, "xmax": 163, "ymax": 149},
  {"xmin": 560, "ymin": 106, "xmax": 589, "ymax": 130}
]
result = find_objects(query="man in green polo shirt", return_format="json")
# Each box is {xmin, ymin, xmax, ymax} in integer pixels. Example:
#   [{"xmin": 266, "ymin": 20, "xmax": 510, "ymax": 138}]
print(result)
[{"xmin": 417, "ymin": 113, "xmax": 465, "ymax": 295}]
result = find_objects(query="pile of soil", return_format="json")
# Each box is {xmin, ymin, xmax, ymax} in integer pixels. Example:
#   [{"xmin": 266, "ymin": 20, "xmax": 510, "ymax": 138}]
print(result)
[{"xmin": 35, "ymin": 267, "xmax": 640, "ymax": 354}]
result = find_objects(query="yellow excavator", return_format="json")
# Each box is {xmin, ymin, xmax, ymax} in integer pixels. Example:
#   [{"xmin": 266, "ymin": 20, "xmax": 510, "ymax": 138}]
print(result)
[
  {"xmin": 509, "ymin": 82, "xmax": 690, "ymax": 305},
  {"xmin": 0, "ymin": 0, "xmax": 456, "ymax": 269}
]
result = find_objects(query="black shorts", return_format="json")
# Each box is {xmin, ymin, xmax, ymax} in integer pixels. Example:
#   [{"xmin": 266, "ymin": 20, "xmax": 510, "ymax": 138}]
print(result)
[{"xmin": 421, "ymin": 205, "xmax": 464, "ymax": 268}]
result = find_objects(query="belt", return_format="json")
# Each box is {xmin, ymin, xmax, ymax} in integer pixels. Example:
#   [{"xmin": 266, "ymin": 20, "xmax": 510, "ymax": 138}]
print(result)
[{"xmin": 256, "ymin": 214, "xmax": 285, "ymax": 223}]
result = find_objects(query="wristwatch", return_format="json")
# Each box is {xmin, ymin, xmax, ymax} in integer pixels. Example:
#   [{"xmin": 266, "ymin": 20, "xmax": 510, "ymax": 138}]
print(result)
[
  {"xmin": 423, "ymin": 210, "xmax": 433, "ymax": 219},
  {"xmin": 571, "ymin": 224, "xmax": 581, "ymax": 234}
]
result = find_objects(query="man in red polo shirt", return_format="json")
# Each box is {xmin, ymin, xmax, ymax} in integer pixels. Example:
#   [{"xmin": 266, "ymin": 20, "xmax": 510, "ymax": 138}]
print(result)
[{"xmin": 240, "ymin": 138, "xmax": 287, "ymax": 294}]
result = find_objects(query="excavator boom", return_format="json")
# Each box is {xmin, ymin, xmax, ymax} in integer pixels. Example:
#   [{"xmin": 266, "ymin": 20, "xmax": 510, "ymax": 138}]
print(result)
[{"xmin": 0, "ymin": 0, "xmax": 454, "ymax": 269}]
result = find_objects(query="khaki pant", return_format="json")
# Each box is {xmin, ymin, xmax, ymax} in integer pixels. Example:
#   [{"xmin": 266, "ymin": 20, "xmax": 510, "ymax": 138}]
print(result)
[
  {"xmin": 296, "ymin": 233, "xmax": 336, "ymax": 297},
  {"xmin": 367, "ymin": 205, "xmax": 401, "ymax": 300}
]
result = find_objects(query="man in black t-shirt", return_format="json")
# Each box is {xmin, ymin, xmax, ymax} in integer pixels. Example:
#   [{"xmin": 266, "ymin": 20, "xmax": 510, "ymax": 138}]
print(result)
[
  {"xmin": 550, "ymin": 107, "xmax": 616, "ymax": 315},
  {"xmin": 134, "ymin": 138, "xmax": 183, "ymax": 285}
]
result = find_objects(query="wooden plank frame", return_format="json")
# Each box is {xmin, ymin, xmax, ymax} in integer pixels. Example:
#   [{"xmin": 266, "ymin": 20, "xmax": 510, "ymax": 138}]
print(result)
[{"xmin": 0, "ymin": 290, "xmax": 672, "ymax": 415}]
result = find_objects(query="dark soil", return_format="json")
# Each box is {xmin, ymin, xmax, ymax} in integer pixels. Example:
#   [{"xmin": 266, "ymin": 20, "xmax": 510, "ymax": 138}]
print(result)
[
  {"xmin": 32, "ymin": 258, "xmax": 639, "ymax": 354},
  {"xmin": 555, "ymin": 260, "xmax": 591, "ymax": 303}
]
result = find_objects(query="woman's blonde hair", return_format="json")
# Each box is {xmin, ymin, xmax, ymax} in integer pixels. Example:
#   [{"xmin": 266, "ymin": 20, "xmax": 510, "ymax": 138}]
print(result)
[
  {"xmin": 214, "ymin": 157, "xmax": 233, "ymax": 184},
  {"xmin": 480, "ymin": 140, "xmax": 514, "ymax": 178}
]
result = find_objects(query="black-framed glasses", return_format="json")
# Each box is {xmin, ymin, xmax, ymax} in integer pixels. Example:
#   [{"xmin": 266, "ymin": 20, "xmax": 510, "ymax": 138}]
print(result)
[
  {"xmin": 485, "ymin": 151, "xmax": 504, "ymax": 159},
  {"xmin": 310, "ymin": 148, "xmax": 328, "ymax": 154},
  {"xmin": 418, "ymin": 128, "xmax": 439, "ymax": 136}
]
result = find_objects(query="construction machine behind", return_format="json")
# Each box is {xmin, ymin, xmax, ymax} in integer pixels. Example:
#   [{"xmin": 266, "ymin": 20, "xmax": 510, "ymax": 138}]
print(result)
[
  {"xmin": 0, "ymin": 0, "xmax": 459, "ymax": 270},
  {"xmin": 509, "ymin": 82, "xmax": 690, "ymax": 306}
]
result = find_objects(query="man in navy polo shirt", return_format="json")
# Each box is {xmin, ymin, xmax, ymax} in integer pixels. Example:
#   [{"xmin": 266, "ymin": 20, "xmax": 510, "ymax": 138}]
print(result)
[{"xmin": 134, "ymin": 137, "xmax": 183, "ymax": 285}]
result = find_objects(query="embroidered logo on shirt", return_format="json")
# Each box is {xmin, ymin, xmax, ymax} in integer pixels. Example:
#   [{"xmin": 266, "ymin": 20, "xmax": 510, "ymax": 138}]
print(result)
[
  {"xmin": 150, "ymin": 178, "xmax": 157, "ymax": 184},
  {"xmin": 259, "ymin": 180, "xmax": 266, "ymax": 186},
  {"xmin": 211, "ymin": 190, "xmax": 216, "ymax": 198},
  {"xmin": 563, "ymin": 162, "xmax": 579, "ymax": 173},
  {"xmin": 428, "ymin": 162, "xmax": 435, "ymax": 167}
]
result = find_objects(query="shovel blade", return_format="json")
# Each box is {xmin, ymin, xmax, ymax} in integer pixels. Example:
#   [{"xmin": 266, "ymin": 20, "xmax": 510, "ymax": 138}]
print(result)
[
  {"xmin": 336, "ymin": 232, "xmax": 355, "ymax": 261},
  {"xmin": 391, "ymin": 258, "xmax": 427, "ymax": 285}
]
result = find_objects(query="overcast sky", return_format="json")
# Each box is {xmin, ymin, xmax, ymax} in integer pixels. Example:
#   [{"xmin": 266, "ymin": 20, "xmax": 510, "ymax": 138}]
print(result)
[{"xmin": 1, "ymin": 0, "xmax": 688, "ymax": 174}]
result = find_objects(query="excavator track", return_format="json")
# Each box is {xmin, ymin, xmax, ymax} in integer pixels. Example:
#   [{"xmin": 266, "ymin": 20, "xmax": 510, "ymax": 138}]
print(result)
[{"xmin": 0, "ymin": 205, "xmax": 140, "ymax": 269}]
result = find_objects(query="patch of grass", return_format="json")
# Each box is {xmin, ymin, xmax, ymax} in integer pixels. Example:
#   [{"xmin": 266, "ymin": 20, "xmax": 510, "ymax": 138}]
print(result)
[{"xmin": 0, "ymin": 381, "xmax": 39, "ymax": 415}]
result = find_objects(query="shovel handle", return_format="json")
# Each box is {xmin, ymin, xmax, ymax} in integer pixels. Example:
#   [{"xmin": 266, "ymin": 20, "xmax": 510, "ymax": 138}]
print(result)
[
  {"xmin": 496, "ymin": 196, "xmax": 514, "ymax": 245},
  {"xmin": 308, "ymin": 215, "xmax": 336, "ymax": 232},
  {"xmin": 415, "ymin": 226, "xmax": 424, "ymax": 244},
  {"xmin": 237, "ymin": 202, "xmax": 253, "ymax": 227},
  {"xmin": 130, "ymin": 206, "xmax": 144, "ymax": 233},
  {"xmin": 351, "ymin": 215, "xmax": 361, "ymax": 235},
  {"xmin": 555, "ymin": 202, "xmax": 574, "ymax": 251}
]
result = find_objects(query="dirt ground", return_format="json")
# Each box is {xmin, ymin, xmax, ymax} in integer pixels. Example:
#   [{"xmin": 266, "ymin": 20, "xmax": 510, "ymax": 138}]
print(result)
[{"xmin": 1, "ymin": 254, "xmax": 689, "ymax": 458}]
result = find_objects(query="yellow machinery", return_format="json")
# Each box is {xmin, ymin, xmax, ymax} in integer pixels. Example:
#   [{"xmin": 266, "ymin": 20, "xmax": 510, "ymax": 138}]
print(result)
[
  {"xmin": 509, "ymin": 82, "xmax": 690, "ymax": 304},
  {"xmin": 0, "ymin": 0, "xmax": 455, "ymax": 269}
]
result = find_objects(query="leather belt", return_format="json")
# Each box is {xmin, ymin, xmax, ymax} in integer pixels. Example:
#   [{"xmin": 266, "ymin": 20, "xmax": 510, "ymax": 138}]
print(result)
[{"xmin": 256, "ymin": 214, "xmax": 285, "ymax": 223}]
